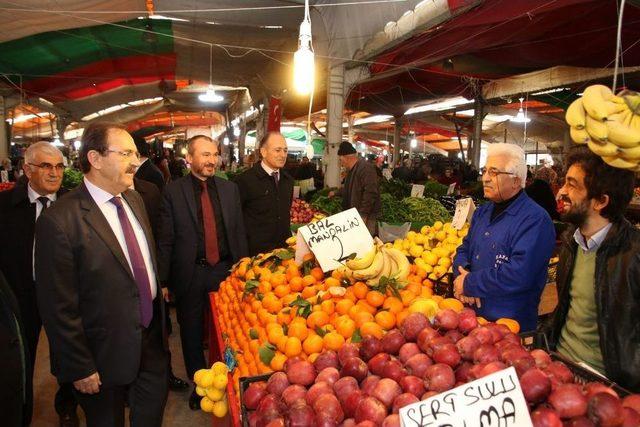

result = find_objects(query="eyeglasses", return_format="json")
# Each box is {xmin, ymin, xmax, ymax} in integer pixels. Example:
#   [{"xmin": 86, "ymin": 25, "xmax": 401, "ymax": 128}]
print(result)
[
  {"xmin": 106, "ymin": 149, "xmax": 140, "ymax": 160},
  {"xmin": 28, "ymin": 163, "xmax": 65, "ymax": 172},
  {"xmin": 480, "ymin": 167, "xmax": 515, "ymax": 178}
]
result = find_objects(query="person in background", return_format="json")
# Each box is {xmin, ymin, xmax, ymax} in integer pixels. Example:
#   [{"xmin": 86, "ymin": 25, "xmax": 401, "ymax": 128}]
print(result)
[
  {"xmin": 391, "ymin": 158, "xmax": 412, "ymax": 182},
  {"xmin": 437, "ymin": 166, "xmax": 461, "ymax": 187},
  {"xmin": 544, "ymin": 147, "xmax": 639, "ymax": 391},
  {"xmin": 296, "ymin": 156, "xmax": 316, "ymax": 196},
  {"xmin": 535, "ymin": 158, "xmax": 558, "ymax": 186},
  {"xmin": 35, "ymin": 123, "xmax": 168, "ymax": 426},
  {"xmin": 525, "ymin": 170, "xmax": 560, "ymax": 221},
  {"xmin": 1, "ymin": 157, "xmax": 15, "ymax": 182},
  {"xmin": 453, "ymin": 143, "xmax": 556, "ymax": 332},
  {"xmin": 411, "ymin": 161, "xmax": 434, "ymax": 183},
  {"xmin": 235, "ymin": 132, "xmax": 294, "ymax": 256},
  {"xmin": 157, "ymin": 135, "xmax": 247, "ymax": 410},
  {"xmin": 330, "ymin": 141, "xmax": 381, "ymax": 236},
  {"xmin": 0, "ymin": 142, "xmax": 77, "ymax": 426},
  {"xmin": 133, "ymin": 135, "xmax": 165, "ymax": 192}
]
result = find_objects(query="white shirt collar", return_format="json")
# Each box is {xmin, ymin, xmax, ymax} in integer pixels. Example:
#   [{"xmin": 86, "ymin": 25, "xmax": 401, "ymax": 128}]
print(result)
[
  {"xmin": 84, "ymin": 177, "xmax": 120, "ymax": 206},
  {"xmin": 27, "ymin": 182, "xmax": 57, "ymax": 204},
  {"xmin": 261, "ymin": 161, "xmax": 279, "ymax": 176},
  {"xmin": 573, "ymin": 222, "xmax": 612, "ymax": 253}
]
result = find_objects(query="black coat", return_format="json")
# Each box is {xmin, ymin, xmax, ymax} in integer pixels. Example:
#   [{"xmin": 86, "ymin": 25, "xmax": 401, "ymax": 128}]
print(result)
[
  {"xmin": 135, "ymin": 159, "xmax": 165, "ymax": 192},
  {"xmin": 234, "ymin": 164, "xmax": 294, "ymax": 256},
  {"xmin": 157, "ymin": 175, "xmax": 248, "ymax": 298},
  {"xmin": 35, "ymin": 183, "xmax": 165, "ymax": 386},
  {"xmin": 543, "ymin": 219, "xmax": 640, "ymax": 391},
  {"xmin": 0, "ymin": 270, "xmax": 28, "ymax": 427},
  {"xmin": 134, "ymin": 177, "xmax": 162, "ymax": 237}
]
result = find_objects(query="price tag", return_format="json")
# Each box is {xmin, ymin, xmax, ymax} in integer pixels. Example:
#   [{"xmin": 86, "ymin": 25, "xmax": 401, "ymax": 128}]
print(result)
[
  {"xmin": 294, "ymin": 229, "xmax": 311, "ymax": 266},
  {"xmin": 298, "ymin": 208, "xmax": 374, "ymax": 272},
  {"xmin": 411, "ymin": 184, "xmax": 425, "ymax": 198},
  {"xmin": 399, "ymin": 367, "xmax": 532, "ymax": 427},
  {"xmin": 293, "ymin": 185, "xmax": 301, "ymax": 199},
  {"xmin": 0, "ymin": 170, "xmax": 7, "ymax": 183},
  {"xmin": 451, "ymin": 197, "xmax": 475, "ymax": 230},
  {"xmin": 447, "ymin": 183, "xmax": 457, "ymax": 195}
]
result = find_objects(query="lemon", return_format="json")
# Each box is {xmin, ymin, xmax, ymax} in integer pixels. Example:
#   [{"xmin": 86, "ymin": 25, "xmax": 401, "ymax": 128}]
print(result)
[
  {"xmin": 414, "ymin": 257, "xmax": 427, "ymax": 269},
  {"xmin": 433, "ymin": 265, "xmax": 448, "ymax": 277},
  {"xmin": 458, "ymin": 228, "xmax": 468, "ymax": 238},
  {"xmin": 402, "ymin": 240, "xmax": 412, "ymax": 250},
  {"xmin": 413, "ymin": 234, "xmax": 425, "ymax": 245},
  {"xmin": 193, "ymin": 369, "xmax": 209, "ymax": 386},
  {"xmin": 422, "ymin": 251, "xmax": 438, "ymax": 267},
  {"xmin": 438, "ymin": 258, "xmax": 452, "ymax": 269},
  {"xmin": 200, "ymin": 396, "xmax": 215, "ymax": 413},
  {"xmin": 423, "ymin": 264, "xmax": 434, "ymax": 274},
  {"xmin": 199, "ymin": 370, "xmax": 215, "ymax": 388},
  {"xmin": 211, "ymin": 361, "xmax": 228, "ymax": 375},
  {"xmin": 433, "ymin": 221, "xmax": 444, "ymax": 231},
  {"xmin": 393, "ymin": 242, "xmax": 404, "ymax": 251},
  {"xmin": 420, "ymin": 225, "xmax": 430, "ymax": 235},
  {"xmin": 394, "ymin": 239, "xmax": 403, "ymax": 246},
  {"xmin": 409, "ymin": 245, "xmax": 424, "ymax": 258},
  {"xmin": 207, "ymin": 387, "xmax": 225, "ymax": 401},
  {"xmin": 435, "ymin": 231, "xmax": 447, "ymax": 242},
  {"xmin": 213, "ymin": 374, "xmax": 228, "ymax": 390},
  {"xmin": 409, "ymin": 299, "xmax": 439, "ymax": 318},
  {"xmin": 212, "ymin": 400, "xmax": 228, "ymax": 418},
  {"xmin": 195, "ymin": 386, "xmax": 207, "ymax": 397},
  {"xmin": 407, "ymin": 231, "xmax": 417, "ymax": 240}
]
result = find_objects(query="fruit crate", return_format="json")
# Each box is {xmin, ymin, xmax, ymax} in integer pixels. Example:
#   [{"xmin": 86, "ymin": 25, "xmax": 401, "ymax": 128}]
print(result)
[
  {"xmin": 520, "ymin": 332, "xmax": 631, "ymax": 397},
  {"xmin": 239, "ymin": 373, "xmax": 275, "ymax": 427},
  {"xmin": 431, "ymin": 271, "xmax": 454, "ymax": 298}
]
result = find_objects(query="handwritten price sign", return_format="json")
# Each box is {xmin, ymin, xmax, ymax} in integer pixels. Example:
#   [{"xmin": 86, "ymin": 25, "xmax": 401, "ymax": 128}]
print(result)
[
  {"xmin": 298, "ymin": 208, "xmax": 374, "ymax": 272},
  {"xmin": 399, "ymin": 367, "xmax": 532, "ymax": 427}
]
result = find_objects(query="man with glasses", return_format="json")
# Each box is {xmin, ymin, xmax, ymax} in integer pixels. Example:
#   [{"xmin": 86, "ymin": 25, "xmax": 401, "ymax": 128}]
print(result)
[
  {"xmin": 157, "ymin": 135, "xmax": 247, "ymax": 410},
  {"xmin": 453, "ymin": 143, "xmax": 556, "ymax": 332},
  {"xmin": 0, "ymin": 142, "xmax": 78, "ymax": 426},
  {"xmin": 35, "ymin": 123, "xmax": 168, "ymax": 426}
]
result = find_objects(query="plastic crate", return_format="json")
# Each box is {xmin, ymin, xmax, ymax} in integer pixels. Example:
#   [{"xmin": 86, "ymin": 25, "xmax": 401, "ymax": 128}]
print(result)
[
  {"xmin": 239, "ymin": 373, "xmax": 274, "ymax": 427},
  {"xmin": 432, "ymin": 272, "xmax": 454, "ymax": 298}
]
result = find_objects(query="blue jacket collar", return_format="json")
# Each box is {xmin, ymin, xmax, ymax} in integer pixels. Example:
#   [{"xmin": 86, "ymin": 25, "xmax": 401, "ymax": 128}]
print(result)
[{"xmin": 490, "ymin": 190, "xmax": 529, "ymax": 218}]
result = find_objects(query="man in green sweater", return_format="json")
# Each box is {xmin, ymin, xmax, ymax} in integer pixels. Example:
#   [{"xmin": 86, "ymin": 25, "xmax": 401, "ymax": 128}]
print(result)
[{"xmin": 545, "ymin": 147, "xmax": 639, "ymax": 391}]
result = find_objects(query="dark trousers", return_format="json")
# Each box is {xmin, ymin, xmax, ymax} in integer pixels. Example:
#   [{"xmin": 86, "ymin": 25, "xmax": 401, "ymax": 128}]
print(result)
[
  {"xmin": 72, "ymin": 310, "xmax": 168, "ymax": 427},
  {"xmin": 176, "ymin": 260, "xmax": 230, "ymax": 379}
]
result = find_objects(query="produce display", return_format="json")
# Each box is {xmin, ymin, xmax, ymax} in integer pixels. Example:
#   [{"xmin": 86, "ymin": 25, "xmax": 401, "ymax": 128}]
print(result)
[
  {"xmin": 193, "ymin": 361, "xmax": 231, "ymax": 417},
  {"xmin": 379, "ymin": 194, "xmax": 451, "ymax": 225},
  {"xmin": 0, "ymin": 181, "xmax": 15, "ymax": 192},
  {"xmin": 311, "ymin": 194, "xmax": 343, "ymax": 216},
  {"xmin": 379, "ymin": 178, "xmax": 411, "ymax": 200},
  {"xmin": 237, "ymin": 308, "xmax": 629, "ymax": 427},
  {"xmin": 422, "ymin": 180, "xmax": 449, "ymax": 199},
  {"xmin": 62, "ymin": 168, "xmax": 83, "ymax": 189},
  {"xmin": 566, "ymin": 84, "xmax": 640, "ymax": 171},
  {"xmin": 337, "ymin": 239, "xmax": 410, "ymax": 287},
  {"xmin": 392, "ymin": 221, "xmax": 468, "ymax": 282},
  {"xmin": 290, "ymin": 198, "xmax": 326, "ymax": 224}
]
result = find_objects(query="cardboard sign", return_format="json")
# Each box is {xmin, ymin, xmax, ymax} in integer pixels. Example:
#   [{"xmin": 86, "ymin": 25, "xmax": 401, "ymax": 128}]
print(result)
[
  {"xmin": 399, "ymin": 367, "xmax": 532, "ymax": 427},
  {"xmin": 298, "ymin": 208, "xmax": 374, "ymax": 272},
  {"xmin": 293, "ymin": 185, "xmax": 301, "ymax": 199},
  {"xmin": 451, "ymin": 197, "xmax": 476, "ymax": 230},
  {"xmin": 411, "ymin": 184, "xmax": 425, "ymax": 198},
  {"xmin": 0, "ymin": 170, "xmax": 7, "ymax": 183},
  {"xmin": 447, "ymin": 183, "xmax": 457, "ymax": 195},
  {"xmin": 294, "ymin": 228, "xmax": 311, "ymax": 266}
]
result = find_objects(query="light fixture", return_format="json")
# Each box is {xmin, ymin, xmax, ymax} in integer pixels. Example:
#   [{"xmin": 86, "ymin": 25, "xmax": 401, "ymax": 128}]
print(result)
[
  {"xmin": 233, "ymin": 126, "xmax": 240, "ymax": 137},
  {"xmin": 411, "ymin": 138, "xmax": 418, "ymax": 148},
  {"xmin": 510, "ymin": 97, "xmax": 531, "ymax": 123},
  {"xmin": 293, "ymin": 0, "xmax": 315, "ymax": 95},
  {"xmin": 52, "ymin": 137, "xmax": 64, "ymax": 147},
  {"xmin": 223, "ymin": 136, "xmax": 230, "ymax": 146},
  {"xmin": 382, "ymin": 149, "xmax": 388, "ymax": 156},
  {"xmin": 199, "ymin": 45, "xmax": 224, "ymax": 103},
  {"xmin": 359, "ymin": 143, "xmax": 366, "ymax": 150},
  {"xmin": 73, "ymin": 140, "xmax": 81, "ymax": 150}
]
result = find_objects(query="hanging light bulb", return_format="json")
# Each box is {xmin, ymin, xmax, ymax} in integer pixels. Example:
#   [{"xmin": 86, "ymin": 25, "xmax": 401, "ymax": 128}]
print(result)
[
  {"xmin": 510, "ymin": 97, "xmax": 531, "ymax": 123},
  {"xmin": 200, "ymin": 45, "xmax": 224, "ymax": 103},
  {"xmin": 293, "ymin": 0, "xmax": 314, "ymax": 95},
  {"xmin": 410, "ymin": 137, "xmax": 418, "ymax": 148}
]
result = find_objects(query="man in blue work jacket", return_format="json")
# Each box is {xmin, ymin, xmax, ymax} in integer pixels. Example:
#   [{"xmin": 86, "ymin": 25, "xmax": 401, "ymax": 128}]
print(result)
[{"xmin": 453, "ymin": 143, "xmax": 556, "ymax": 332}]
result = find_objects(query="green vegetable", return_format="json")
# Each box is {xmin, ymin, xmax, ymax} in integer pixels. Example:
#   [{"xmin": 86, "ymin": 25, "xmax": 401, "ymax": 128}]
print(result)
[
  {"xmin": 380, "ymin": 178, "xmax": 411, "ymax": 200},
  {"xmin": 311, "ymin": 195, "xmax": 343, "ymax": 215},
  {"xmin": 62, "ymin": 168, "xmax": 83, "ymax": 190},
  {"xmin": 422, "ymin": 180, "xmax": 449, "ymax": 199},
  {"xmin": 379, "ymin": 194, "xmax": 451, "ymax": 225}
]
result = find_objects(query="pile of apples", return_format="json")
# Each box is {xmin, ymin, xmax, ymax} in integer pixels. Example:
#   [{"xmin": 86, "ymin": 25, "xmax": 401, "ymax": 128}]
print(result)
[
  {"xmin": 290, "ymin": 199, "xmax": 320, "ymax": 224},
  {"xmin": 0, "ymin": 182, "xmax": 15, "ymax": 192},
  {"xmin": 242, "ymin": 308, "xmax": 640, "ymax": 427}
]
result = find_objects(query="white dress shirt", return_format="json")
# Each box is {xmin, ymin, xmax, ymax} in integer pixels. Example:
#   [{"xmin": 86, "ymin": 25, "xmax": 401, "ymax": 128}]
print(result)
[
  {"xmin": 84, "ymin": 178, "xmax": 157, "ymax": 298},
  {"xmin": 573, "ymin": 223, "xmax": 613, "ymax": 253},
  {"xmin": 29, "ymin": 183, "xmax": 57, "ymax": 280},
  {"xmin": 261, "ymin": 161, "xmax": 279, "ymax": 177}
]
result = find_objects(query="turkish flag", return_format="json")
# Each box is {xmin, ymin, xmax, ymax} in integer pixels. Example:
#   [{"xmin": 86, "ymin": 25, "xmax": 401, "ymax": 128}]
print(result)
[{"xmin": 267, "ymin": 96, "xmax": 282, "ymax": 132}]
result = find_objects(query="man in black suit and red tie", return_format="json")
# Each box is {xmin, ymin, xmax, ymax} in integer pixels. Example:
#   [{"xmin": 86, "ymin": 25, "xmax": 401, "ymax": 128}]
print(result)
[
  {"xmin": 35, "ymin": 123, "xmax": 167, "ymax": 427},
  {"xmin": 0, "ymin": 141, "xmax": 78, "ymax": 426},
  {"xmin": 157, "ymin": 135, "xmax": 248, "ymax": 409}
]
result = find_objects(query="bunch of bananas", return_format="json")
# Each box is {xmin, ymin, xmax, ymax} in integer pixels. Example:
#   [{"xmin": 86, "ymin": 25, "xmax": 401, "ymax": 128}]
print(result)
[
  {"xmin": 338, "ymin": 240, "xmax": 410, "ymax": 286},
  {"xmin": 566, "ymin": 84, "xmax": 640, "ymax": 171}
]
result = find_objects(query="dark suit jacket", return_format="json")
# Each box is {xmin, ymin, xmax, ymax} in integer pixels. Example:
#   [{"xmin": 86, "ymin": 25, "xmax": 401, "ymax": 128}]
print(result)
[
  {"xmin": 0, "ymin": 181, "xmax": 66, "ymax": 306},
  {"xmin": 234, "ymin": 164, "xmax": 294, "ymax": 256},
  {"xmin": 157, "ymin": 175, "xmax": 248, "ymax": 298},
  {"xmin": 340, "ymin": 159, "xmax": 381, "ymax": 218},
  {"xmin": 134, "ymin": 177, "xmax": 162, "ymax": 237},
  {"xmin": 35, "ymin": 183, "xmax": 164, "ymax": 386},
  {"xmin": 135, "ymin": 158, "xmax": 165, "ymax": 192}
]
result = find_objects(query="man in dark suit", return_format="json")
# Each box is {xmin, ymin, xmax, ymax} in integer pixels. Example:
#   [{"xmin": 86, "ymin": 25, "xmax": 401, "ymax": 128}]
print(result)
[
  {"xmin": 132, "ymin": 178, "xmax": 189, "ymax": 392},
  {"xmin": 0, "ymin": 142, "xmax": 78, "ymax": 426},
  {"xmin": 35, "ymin": 123, "xmax": 168, "ymax": 427},
  {"xmin": 234, "ymin": 132, "xmax": 294, "ymax": 256},
  {"xmin": 157, "ymin": 135, "xmax": 248, "ymax": 409},
  {"xmin": 133, "ymin": 135, "xmax": 165, "ymax": 192}
]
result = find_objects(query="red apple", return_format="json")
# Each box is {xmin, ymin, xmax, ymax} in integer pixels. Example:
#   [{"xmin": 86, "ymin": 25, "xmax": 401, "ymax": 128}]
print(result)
[
  {"xmin": 549, "ymin": 384, "xmax": 588, "ymax": 419},
  {"xmin": 392, "ymin": 393, "xmax": 419, "ymax": 414},
  {"xmin": 404, "ymin": 353, "xmax": 433, "ymax": 378},
  {"xmin": 354, "ymin": 396, "xmax": 388, "ymax": 425},
  {"xmin": 398, "ymin": 343, "xmax": 421, "ymax": 364},
  {"xmin": 400, "ymin": 313, "xmax": 430, "ymax": 341},
  {"xmin": 399, "ymin": 375, "xmax": 426, "ymax": 398},
  {"xmin": 381, "ymin": 329, "xmax": 406, "ymax": 355}
]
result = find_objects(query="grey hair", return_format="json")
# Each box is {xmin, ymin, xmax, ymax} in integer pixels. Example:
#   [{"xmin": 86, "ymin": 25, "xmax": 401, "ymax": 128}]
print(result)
[
  {"xmin": 486, "ymin": 143, "xmax": 527, "ymax": 188},
  {"xmin": 25, "ymin": 141, "xmax": 63, "ymax": 164}
]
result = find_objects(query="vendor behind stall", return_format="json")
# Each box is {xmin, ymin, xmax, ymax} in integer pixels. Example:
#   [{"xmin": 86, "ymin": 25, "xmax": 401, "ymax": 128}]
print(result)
[
  {"xmin": 544, "ymin": 147, "xmax": 639, "ymax": 391},
  {"xmin": 453, "ymin": 143, "xmax": 556, "ymax": 332}
]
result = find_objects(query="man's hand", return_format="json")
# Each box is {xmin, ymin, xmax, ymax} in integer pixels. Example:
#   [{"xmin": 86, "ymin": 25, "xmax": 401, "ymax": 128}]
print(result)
[
  {"xmin": 73, "ymin": 372, "xmax": 101, "ymax": 394},
  {"xmin": 162, "ymin": 287, "xmax": 170, "ymax": 303},
  {"xmin": 453, "ymin": 266, "xmax": 481, "ymax": 308}
]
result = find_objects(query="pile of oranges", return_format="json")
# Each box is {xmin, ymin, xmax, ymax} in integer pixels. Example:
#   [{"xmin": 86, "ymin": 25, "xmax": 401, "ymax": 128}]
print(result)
[{"xmin": 214, "ymin": 249, "xmax": 494, "ymax": 394}]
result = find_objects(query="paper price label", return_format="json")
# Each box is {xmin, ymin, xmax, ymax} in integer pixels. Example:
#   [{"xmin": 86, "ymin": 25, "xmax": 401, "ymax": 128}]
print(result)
[
  {"xmin": 451, "ymin": 197, "xmax": 475, "ymax": 230},
  {"xmin": 411, "ymin": 184, "xmax": 425, "ymax": 198},
  {"xmin": 399, "ymin": 367, "xmax": 532, "ymax": 427}
]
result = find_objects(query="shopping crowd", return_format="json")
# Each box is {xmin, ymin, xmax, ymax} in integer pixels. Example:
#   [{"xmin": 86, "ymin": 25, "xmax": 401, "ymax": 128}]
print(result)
[{"xmin": 0, "ymin": 123, "xmax": 638, "ymax": 427}]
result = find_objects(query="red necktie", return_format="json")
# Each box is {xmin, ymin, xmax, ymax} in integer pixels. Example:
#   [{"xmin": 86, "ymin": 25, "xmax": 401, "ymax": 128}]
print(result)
[{"xmin": 200, "ymin": 180, "xmax": 220, "ymax": 266}]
